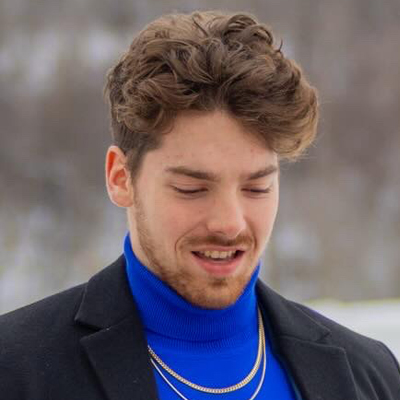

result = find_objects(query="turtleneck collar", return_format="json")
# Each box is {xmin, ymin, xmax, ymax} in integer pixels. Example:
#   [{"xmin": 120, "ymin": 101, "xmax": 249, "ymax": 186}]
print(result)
[{"xmin": 124, "ymin": 234, "xmax": 259, "ymax": 343}]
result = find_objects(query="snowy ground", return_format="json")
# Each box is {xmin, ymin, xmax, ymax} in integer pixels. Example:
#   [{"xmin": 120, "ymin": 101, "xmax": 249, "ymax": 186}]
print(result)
[{"xmin": 307, "ymin": 299, "xmax": 400, "ymax": 361}]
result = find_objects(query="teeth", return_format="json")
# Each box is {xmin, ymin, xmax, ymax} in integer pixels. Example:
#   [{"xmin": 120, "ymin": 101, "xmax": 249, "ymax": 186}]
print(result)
[{"xmin": 199, "ymin": 250, "xmax": 236, "ymax": 260}]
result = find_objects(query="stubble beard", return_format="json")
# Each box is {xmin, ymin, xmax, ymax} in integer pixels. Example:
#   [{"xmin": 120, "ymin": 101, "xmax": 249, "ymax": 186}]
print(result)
[{"xmin": 133, "ymin": 196, "xmax": 255, "ymax": 309}]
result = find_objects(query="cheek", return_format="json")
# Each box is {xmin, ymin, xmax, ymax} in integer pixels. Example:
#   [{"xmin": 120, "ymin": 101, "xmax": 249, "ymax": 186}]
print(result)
[
  {"xmin": 159, "ymin": 202, "xmax": 203, "ymax": 242},
  {"xmin": 249, "ymin": 200, "xmax": 279, "ymax": 241}
]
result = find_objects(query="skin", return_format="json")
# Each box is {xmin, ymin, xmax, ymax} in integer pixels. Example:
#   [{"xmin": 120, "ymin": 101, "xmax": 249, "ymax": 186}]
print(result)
[{"xmin": 106, "ymin": 110, "xmax": 279, "ymax": 309}]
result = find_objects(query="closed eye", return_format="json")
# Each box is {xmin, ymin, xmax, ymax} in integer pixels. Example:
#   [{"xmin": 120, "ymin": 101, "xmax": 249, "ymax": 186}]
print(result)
[
  {"xmin": 172, "ymin": 187, "xmax": 207, "ymax": 195},
  {"xmin": 244, "ymin": 188, "xmax": 271, "ymax": 194},
  {"xmin": 173, "ymin": 187, "xmax": 271, "ymax": 195}
]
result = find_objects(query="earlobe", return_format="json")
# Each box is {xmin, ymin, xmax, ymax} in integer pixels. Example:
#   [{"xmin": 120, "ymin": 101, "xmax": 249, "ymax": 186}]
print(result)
[{"xmin": 105, "ymin": 145, "xmax": 134, "ymax": 208}]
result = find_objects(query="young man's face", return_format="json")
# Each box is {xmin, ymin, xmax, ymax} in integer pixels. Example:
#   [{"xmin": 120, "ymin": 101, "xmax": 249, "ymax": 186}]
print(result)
[{"xmin": 128, "ymin": 110, "xmax": 279, "ymax": 309}]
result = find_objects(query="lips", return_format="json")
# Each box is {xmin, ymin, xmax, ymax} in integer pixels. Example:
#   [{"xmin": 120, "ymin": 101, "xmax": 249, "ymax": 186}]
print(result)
[
  {"xmin": 191, "ymin": 250, "xmax": 245, "ymax": 276},
  {"xmin": 194, "ymin": 249, "xmax": 239, "ymax": 261}
]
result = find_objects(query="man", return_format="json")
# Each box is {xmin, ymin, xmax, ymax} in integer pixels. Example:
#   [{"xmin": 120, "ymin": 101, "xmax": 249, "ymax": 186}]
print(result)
[{"xmin": 1, "ymin": 10, "xmax": 399, "ymax": 400}]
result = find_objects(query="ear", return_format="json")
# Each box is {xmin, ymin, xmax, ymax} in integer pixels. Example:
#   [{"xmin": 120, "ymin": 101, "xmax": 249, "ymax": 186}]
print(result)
[{"xmin": 105, "ymin": 145, "xmax": 134, "ymax": 207}]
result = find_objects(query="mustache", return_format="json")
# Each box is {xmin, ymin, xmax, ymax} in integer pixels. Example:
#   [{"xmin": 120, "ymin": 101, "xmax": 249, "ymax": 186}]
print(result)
[{"xmin": 185, "ymin": 234, "xmax": 253, "ymax": 248}]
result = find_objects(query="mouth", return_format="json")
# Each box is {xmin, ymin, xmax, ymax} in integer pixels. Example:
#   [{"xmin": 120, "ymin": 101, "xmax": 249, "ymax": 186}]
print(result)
[{"xmin": 191, "ymin": 250, "xmax": 245, "ymax": 276}]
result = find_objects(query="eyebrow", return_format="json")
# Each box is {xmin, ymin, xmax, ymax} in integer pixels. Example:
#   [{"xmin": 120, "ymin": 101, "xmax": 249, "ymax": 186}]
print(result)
[{"xmin": 164, "ymin": 165, "xmax": 278, "ymax": 182}]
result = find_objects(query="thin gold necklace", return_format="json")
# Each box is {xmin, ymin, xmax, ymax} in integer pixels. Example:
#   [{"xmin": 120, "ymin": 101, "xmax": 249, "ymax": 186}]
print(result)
[{"xmin": 148, "ymin": 308, "xmax": 266, "ymax": 394}]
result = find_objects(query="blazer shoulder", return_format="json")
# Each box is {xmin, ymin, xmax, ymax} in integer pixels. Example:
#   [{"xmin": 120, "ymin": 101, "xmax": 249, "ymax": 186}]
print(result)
[
  {"xmin": 0, "ymin": 256, "xmax": 127, "ymax": 347},
  {"xmin": 293, "ymin": 301, "xmax": 393, "ymax": 351},
  {"xmin": 293, "ymin": 301, "xmax": 400, "ymax": 387},
  {"xmin": 0, "ymin": 283, "xmax": 86, "ymax": 346}
]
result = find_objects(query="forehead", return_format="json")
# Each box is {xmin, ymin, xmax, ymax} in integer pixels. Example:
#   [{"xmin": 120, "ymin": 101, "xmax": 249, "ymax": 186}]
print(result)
[{"xmin": 152, "ymin": 110, "xmax": 277, "ymax": 173}]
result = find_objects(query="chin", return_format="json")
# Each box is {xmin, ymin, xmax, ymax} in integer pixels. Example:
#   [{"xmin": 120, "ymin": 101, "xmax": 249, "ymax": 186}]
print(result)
[
  {"xmin": 154, "ymin": 261, "xmax": 254, "ymax": 309},
  {"xmin": 176, "ymin": 278, "xmax": 248, "ymax": 310}
]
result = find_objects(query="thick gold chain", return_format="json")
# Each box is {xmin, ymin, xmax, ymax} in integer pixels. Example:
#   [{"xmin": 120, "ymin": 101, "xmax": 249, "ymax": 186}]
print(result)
[{"xmin": 148, "ymin": 308, "xmax": 265, "ymax": 394}]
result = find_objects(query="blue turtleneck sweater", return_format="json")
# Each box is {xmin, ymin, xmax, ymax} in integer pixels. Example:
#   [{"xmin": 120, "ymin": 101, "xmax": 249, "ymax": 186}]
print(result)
[{"xmin": 124, "ymin": 234, "xmax": 298, "ymax": 400}]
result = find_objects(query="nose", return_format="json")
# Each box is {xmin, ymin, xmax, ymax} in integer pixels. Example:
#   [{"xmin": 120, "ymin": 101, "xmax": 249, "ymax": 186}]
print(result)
[{"xmin": 205, "ymin": 193, "xmax": 247, "ymax": 240}]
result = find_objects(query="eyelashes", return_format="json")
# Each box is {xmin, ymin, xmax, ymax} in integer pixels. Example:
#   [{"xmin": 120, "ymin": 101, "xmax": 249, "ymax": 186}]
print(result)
[
  {"xmin": 172, "ymin": 186, "xmax": 272, "ymax": 196},
  {"xmin": 173, "ymin": 187, "xmax": 207, "ymax": 195}
]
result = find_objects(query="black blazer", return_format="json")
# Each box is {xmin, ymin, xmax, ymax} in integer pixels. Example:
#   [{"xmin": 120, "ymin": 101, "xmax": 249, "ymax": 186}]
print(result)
[{"xmin": 1, "ymin": 256, "xmax": 399, "ymax": 400}]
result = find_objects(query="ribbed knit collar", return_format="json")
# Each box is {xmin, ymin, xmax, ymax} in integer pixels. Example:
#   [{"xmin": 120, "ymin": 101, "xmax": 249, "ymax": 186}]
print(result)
[{"xmin": 124, "ymin": 234, "xmax": 259, "ymax": 343}]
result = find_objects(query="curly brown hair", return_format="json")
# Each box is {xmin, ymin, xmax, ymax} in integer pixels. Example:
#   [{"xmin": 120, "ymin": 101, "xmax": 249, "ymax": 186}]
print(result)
[{"xmin": 104, "ymin": 10, "xmax": 318, "ymax": 178}]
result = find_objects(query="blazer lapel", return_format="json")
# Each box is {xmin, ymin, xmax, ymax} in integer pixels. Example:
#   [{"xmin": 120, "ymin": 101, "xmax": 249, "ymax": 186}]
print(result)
[
  {"xmin": 74, "ymin": 256, "xmax": 159, "ymax": 400},
  {"xmin": 256, "ymin": 281, "xmax": 360, "ymax": 400}
]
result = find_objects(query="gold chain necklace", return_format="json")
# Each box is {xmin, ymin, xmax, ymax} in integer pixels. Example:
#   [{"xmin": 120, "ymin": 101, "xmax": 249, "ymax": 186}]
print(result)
[
  {"xmin": 150, "ymin": 330, "xmax": 266, "ymax": 400},
  {"xmin": 148, "ymin": 308, "xmax": 265, "ymax": 394}
]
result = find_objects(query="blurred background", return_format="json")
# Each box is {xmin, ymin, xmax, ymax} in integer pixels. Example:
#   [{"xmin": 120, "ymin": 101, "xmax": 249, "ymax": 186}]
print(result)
[{"xmin": 0, "ymin": 0, "xmax": 399, "ymax": 355}]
